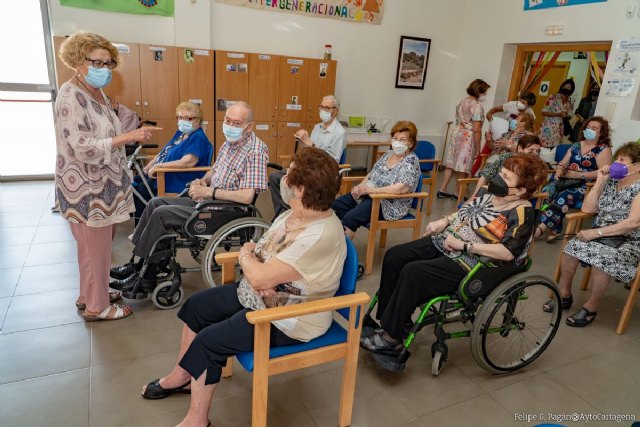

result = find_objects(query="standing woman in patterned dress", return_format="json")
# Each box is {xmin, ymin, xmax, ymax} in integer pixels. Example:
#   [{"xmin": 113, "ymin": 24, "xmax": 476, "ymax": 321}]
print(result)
[
  {"xmin": 55, "ymin": 32, "xmax": 161, "ymax": 321},
  {"xmin": 438, "ymin": 79, "xmax": 490, "ymax": 199},
  {"xmin": 539, "ymin": 78, "xmax": 575, "ymax": 150}
]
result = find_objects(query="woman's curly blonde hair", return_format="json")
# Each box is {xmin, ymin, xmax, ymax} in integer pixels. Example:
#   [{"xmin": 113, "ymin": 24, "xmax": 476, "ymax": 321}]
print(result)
[{"xmin": 59, "ymin": 31, "xmax": 121, "ymax": 70}]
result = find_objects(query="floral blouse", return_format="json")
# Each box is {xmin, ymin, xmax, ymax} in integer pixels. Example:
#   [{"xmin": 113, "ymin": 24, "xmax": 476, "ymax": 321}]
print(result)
[
  {"xmin": 367, "ymin": 151, "xmax": 421, "ymax": 220},
  {"xmin": 432, "ymin": 189, "xmax": 535, "ymax": 271}
]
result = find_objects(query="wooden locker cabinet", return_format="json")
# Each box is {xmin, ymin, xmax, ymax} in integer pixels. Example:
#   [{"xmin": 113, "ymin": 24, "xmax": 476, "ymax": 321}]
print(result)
[
  {"xmin": 253, "ymin": 122, "xmax": 278, "ymax": 163},
  {"xmin": 278, "ymin": 56, "xmax": 309, "ymax": 122},
  {"xmin": 249, "ymin": 53, "xmax": 280, "ymax": 122},
  {"xmin": 201, "ymin": 116, "xmax": 215, "ymax": 159},
  {"xmin": 104, "ymin": 42, "xmax": 144, "ymax": 118},
  {"xmin": 178, "ymin": 47, "xmax": 215, "ymax": 119},
  {"xmin": 277, "ymin": 121, "xmax": 315, "ymax": 160},
  {"xmin": 306, "ymin": 59, "xmax": 337, "ymax": 122},
  {"xmin": 215, "ymin": 51, "xmax": 250, "ymax": 121},
  {"xmin": 215, "ymin": 121, "xmax": 226, "ymax": 158},
  {"xmin": 139, "ymin": 44, "xmax": 180, "ymax": 120}
]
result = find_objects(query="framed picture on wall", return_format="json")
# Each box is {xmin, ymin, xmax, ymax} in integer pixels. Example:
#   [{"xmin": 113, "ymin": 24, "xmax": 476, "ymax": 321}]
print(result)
[{"xmin": 395, "ymin": 36, "xmax": 431, "ymax": 90}]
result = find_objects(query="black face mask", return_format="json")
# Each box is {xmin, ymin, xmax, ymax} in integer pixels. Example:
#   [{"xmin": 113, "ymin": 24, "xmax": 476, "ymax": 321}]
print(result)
[
  {"xmin": 559, "ymin": 88, "xmax": 573, "ymax": 96},
  {"xmin": 488, "ymin": 175, "xmax": 516, "ymax": 197}
]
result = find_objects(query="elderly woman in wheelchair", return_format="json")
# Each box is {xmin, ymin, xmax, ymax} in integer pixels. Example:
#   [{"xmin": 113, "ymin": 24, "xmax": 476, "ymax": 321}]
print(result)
[
  {"xmin": 360, "ymin": 154, "xmax": 557, "ymax": 373},
  {"xmin": 140, "ymin": 148, "xmax": 346, "ymax": 427},
  {"xmin": 548, "ymin": 142, "xmax": 640, "ymax": 327}
]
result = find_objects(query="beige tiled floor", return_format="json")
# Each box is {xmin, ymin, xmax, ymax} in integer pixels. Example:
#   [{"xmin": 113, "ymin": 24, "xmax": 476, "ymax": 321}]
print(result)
[{"xmin": 0, "ymin": 180, "xmax": 639, "ymax": 427}]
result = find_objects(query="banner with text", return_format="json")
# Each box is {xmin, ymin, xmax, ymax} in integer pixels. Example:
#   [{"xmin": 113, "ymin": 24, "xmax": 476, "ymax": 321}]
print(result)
[
  {"xmin": 524, "ymin": 0, "xmax": 606, "ymax": 11},
  {"xmin": 216, "ymin": 0, "xmax": 384, "ymax": 25},
  {"xmin": 59, "ymin": 0, "xmax": 174, "ymax": 17}
]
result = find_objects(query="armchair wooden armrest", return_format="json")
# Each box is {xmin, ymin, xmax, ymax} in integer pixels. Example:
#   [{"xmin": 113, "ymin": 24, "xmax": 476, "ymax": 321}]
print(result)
[
  {"xmin": 418, "ymin": 159, "xmax": 442, "ymax": 165},
  {"xmin": 457, "ymin": 178, "xmax": 480, "ymax": 185},
  {"xmin": 565, "ymin": 211, "xmax": 596, "ymax": 221},
  {"xmin": 154, "ymin": 166, "xmax": 212, "ymax": 197},
  {"xmin": 369, "ymin": 192, "xmax": 429, "ymax": 200},
  {"xmin": 246, "ymin": 293, "xmax": 370, "ymax": 324}
]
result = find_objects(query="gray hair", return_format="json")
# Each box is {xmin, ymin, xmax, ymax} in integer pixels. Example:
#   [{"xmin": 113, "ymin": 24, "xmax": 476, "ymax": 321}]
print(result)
[
  {"xmin": 323, "ymin": 95, "xmax": 340, "ymax": 108},
  {"xmin": 228, "ymin": 100, "xmax": 253, "ymax": 123}
]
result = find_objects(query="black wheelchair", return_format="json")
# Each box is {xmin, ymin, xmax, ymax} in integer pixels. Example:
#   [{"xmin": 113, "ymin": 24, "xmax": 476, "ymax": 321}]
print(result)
[
  {"xmin": 122, "ymin": 194, "xmax": 271, "ymax": 310},
  {"xmin": 363, "ymin": 254, "xmax": 562, "ymax": 375}
]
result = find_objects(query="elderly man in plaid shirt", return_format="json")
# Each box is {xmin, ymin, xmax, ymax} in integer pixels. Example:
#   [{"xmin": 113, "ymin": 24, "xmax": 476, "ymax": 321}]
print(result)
[{"xmin": 110, "ymin": 101, "xmax": 269, "ymax": 295}]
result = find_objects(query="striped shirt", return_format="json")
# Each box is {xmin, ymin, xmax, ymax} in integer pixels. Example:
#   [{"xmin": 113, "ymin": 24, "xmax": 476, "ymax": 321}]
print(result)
[{"xmin": 211, "ymin": 131, "xmax": 269, "ymax": 192}]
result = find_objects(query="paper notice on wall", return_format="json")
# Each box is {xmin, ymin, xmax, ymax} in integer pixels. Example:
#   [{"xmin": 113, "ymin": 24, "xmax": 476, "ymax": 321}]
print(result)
[
  {"xmin": 604, "ymin": 77, "xmax": 635, "ymax": 97},
  {"xmin": 194, "ymin": 49, "xmax": 209, "ymax": 56},
  {"xmin": 539, "ymin": 81, "xmax": 550, "ymax": 96},
  {"xmin": 255, "ymin": 124, "xmax": 269, "ymax": 131},
  {"xmin": 287, "ymin": 123, "xmax": 301, "ymax": 127},
  {"xmin": 189, "ymin": 99, "xmax": 203, "ymax": 105},
  {"xmin": 114, "ymin": 44, "xmax": 130, "ymax": 54},
  {"xmin": 150, "ymin": 46, "xmax": 166, "ymax": 52},
  {"xmin": 258, "ymin": 54, "xmax": 271, "ymax": 60},
  {"xmin": 286, "ymin": 104, "xmax": 302, "ymax": 110},
  {"xmin": 227, "ymin": 52, "xmax": 245, "ymax": 58},
  {"xmin": 287, "ymin": 59, "xmax": 303, "ymax": 65}
]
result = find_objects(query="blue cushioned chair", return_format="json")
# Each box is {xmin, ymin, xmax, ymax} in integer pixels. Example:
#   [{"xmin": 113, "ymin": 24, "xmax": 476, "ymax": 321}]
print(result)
[
  {"xmin": 414, "ymin": 140, "xmax": 441, "ymax": 215},
  {"xmin": 216, "ymin": 237, "xmax": 369, "ymax": 427}
]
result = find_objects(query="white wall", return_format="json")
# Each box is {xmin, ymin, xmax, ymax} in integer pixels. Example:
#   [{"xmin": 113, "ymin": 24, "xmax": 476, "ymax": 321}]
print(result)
[{"xmin": 455, "ymin": 0, "xmax": 640, "ymax": 148}]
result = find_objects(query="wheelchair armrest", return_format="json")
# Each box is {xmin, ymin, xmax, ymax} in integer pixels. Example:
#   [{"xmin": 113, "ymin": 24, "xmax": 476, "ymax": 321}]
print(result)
[
  {"xmin": 195, "ymin": 199, "xmax": 252, "ymax": 211},
  {"xmin": 268, "ymin": 162, "xmax": 284, "ymax": 171}
]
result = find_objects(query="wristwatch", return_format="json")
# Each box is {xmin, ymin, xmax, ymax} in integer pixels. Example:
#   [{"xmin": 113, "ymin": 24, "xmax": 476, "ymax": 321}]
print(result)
[{"xmin": 596, "ymin": 229, "xmax": 603, "ymax": 237}]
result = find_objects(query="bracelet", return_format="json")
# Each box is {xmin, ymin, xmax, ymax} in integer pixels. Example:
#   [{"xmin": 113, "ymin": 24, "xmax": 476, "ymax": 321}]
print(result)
[
  {"xmin": 238, "ymin": 250, "xmax": 254, "ymax": 264},
  {"xmin": 463, "ymin": 243, "xmax": 468, "ymax": 253},
  {"xmin": 468, "ymin": 242, "xmax": 474, "ymax": 254},
  {"xmin": 212, "ymin": 187, "xmax": 217, "ymax": 199}
]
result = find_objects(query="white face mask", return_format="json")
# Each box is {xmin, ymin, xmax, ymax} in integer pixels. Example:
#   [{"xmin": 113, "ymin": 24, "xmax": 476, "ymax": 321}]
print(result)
[
  {"xmin": 280, "ymin": 176, "xmax": 296, "ymax": 207},
  {"xmin": 391, "ymin": 139, "xmax": 408, "ymax": 155},
  {"xmin": 516, "ymin": 101, "xmax": 525, "ymax": 110},
  {"xmin": 478, "ymin": 95, "xmax": 487, "ymax": 102},
  {"xmin": 319, "ymin": 109, "xmax": 333, "ymax": 123}
]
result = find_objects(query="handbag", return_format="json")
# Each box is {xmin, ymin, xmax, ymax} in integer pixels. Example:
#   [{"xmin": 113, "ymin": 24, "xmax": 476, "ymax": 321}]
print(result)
[
  {"xmin": 554, "ymin": 177, "xmax": 584, "ymax": 193},
  {"xmin": 592, "ymin": 234, "xmax": 628, "ymax": 249}
]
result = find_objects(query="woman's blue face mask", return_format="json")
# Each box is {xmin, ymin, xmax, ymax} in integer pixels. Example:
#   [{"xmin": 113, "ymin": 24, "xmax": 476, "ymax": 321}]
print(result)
[{"xmin": 85, "ymin": 66, "xmax": 112, "ymax": 89}]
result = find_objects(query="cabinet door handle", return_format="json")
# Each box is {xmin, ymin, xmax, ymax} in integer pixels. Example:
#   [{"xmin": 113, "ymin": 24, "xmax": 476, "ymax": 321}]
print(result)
[
  {"xmin": 143, "ymin": 101, "xmax": 149, "ymax": 106},
  {"xmin": 135, "ymin": 101, "xmax": 141, "ymax": 106}
]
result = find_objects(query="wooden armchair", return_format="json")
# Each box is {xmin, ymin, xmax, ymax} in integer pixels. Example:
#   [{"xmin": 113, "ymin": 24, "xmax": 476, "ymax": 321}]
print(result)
[
  {"xmin": 341, "ymin": 177, "xmax": 428, "ymax": 275},
  {"xmin": 552, "ymin": 211, "xmax": 640, "ymax": 335},
  {"xmin": 154, "ymin": 166, "xmax": 212, "ymax": 197},
  {"xmin": 217, "ymin": 237, "xmax": 370, "ymax": 427}
]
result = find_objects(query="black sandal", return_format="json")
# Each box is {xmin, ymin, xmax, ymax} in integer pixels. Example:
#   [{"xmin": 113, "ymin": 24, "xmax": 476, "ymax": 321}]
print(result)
[
  {"xmin": 437, "ymin": 191, "xmax": 455, "ymax": 199},
  {"xmin": 566, "ymin": 307, "xmax": 597, "ymax": 327},
  {"xmin": 142, "ymin": 379, "xmax": 191, "ymax": 399},
  {"xmin": 542, "ymin": 295, "xmax": 572, "ymax": 313}
]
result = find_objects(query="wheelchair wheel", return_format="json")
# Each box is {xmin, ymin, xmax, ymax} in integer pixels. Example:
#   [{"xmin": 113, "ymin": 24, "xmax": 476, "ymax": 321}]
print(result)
[
  {"xmin": 201, "ymin": 217, "xmax": 271, "ymax": 287},
  {"xmin": 470, "ymin": 273, "xmax": 561, "ymax": 374},
  {"xmin": 151, "ymin": 281, "xmax": 184, "ymax": 310}
]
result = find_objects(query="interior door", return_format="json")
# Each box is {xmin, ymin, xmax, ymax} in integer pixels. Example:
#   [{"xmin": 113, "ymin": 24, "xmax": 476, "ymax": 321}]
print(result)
[
  {"xmin": 253, "ymin": 122, "xmax": 278, "ymax": 163},
  {"xmin": 215, "ymin": 50, "xmax": 250, "ymax": 121},
  {"xmin": 306, "ymin": 59, "xmax": 337, "ymax": 122},
  {"xmin": 104, "ymin": 42, "xmax": 143, "ymax": 118},
  {"xmin": 139, "ymin": 44, "xmax": 180, "ymax": 120},
  {"xmin": 278, "ymin": 56, "xmax": 309, "ymax": 122},
  {"xmin": 249, "ymin": 53, "xmax": 280, "ymax": 122},
  {"xmin": 178, "ymin": 47, "xmax": 214, "ymax": 119}
]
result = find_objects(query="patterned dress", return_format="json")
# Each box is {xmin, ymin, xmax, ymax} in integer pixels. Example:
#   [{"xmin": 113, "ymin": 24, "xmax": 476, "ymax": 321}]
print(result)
[
  {"xmin": 539, "ymin": 93, "xmax": 574, "ymax": 148},
  {"xmin": 564, "ymin": 179, "xmax": 640, "ymax": 283},
  {"xmin": 54, "ymin": 82, "xmax": 134, "ymax": 227},
  {"xmin": 444, "ymin": 97, "xmax": 484, "ymax": 174},
  {"xmin": 366, "ymin": 151, "xmax": 420, "ymax": 220},
  {"xmin": 539, "ymin": 142, "xmax": 608, "ymax": 233}
]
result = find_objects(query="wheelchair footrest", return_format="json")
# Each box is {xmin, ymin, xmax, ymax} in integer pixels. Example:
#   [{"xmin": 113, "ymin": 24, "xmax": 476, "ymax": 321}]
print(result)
[{"xmin": 371, "ymin": 351, "xmax": 410, "ymax": 372}]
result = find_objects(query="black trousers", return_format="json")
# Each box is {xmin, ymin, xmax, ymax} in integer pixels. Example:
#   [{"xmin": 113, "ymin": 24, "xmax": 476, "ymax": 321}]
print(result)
[
  {"xmin": 377, "ymin": 238, "xmax": 467, "ymax": 339},
  {"xmin": 332, "ymin": 193, "xmax": 382, "ymax": 232},
  {"xmin": 178, "ymin": 283, "xmax": 300, "ymax": 385},
  {"xmin": 268, "ymin": 169, "xmax": 289, "ymax": 220}
]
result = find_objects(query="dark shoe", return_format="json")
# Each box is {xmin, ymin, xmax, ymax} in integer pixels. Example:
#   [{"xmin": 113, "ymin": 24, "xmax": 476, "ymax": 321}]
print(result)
[
  {"xmin": 542, "ymin": 295, "xmax": 572, "ymax": 313},
  {"xmin": 566, "ymin": 307, "xmax": 597, "ymax": 327},
  {"xmin": 109, "ymin": 272, "xmax": 140, "ymax": 291},
  {"xmin": 360, "ymin": 331, "xmax": 402, "ymax": 354},
  {"xmin": 121, "ymin": 277, "xmax": 156, "ymax": 300},
  {"xmin": 142, "ymin": 379, "xmax": 191, "ymax": 400},
  {"xmin": 437, "ymin": 191, "xmax": 454, "ymax": 199},
  {"xmin": 624, "ymin": 282, "xmax": 639, "ymax": 291},
  {"xmin": 110, "ymin": 262, "xmax": 138, "ymax": 280}
]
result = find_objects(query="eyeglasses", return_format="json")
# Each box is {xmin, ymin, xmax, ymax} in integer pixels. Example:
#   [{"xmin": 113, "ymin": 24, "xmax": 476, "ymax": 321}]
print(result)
[
  {"xmin": 176, "ymin": 115, "xmax": 197, "ymax": 121},
  {"xmin": 318, "ymin": 106, "xmax": 337, "ymax": 112},
  {"xmin": 223, "ymin": 118, "xmax": 245, "ymax": 127},
  {"xmin": 85, "ymin": 58, "xmax": 117, "ymax": 70}
]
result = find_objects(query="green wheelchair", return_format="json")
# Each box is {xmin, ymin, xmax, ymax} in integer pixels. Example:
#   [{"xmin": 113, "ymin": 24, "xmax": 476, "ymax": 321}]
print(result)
[{"xmin": 363, "ymin": 255, "xmax": 562, "ymax": 375}]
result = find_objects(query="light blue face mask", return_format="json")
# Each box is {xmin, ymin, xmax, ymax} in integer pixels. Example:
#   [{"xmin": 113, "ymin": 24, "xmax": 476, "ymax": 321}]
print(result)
[
  {"xmin": 85, "ymin": 66, "xmax": 112, "ymax": 89},
  {"xmin": 509, "ymin": 119, "xmax": 517, "ymax": 131},
  {"xmin": 223, "ymin": 123, "xmax": 245, "ymax": 142},
  {"xmin": 178, "ymin": 120, "xmax": 194, "ymax": 134},
  {"xmin": 583, "ymin": 128, "xmax": 597, "ymax": 141}
]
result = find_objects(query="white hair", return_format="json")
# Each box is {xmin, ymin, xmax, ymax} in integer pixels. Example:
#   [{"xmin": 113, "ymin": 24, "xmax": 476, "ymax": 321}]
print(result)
[{"xmin": 323, "ymin": 95, "xmax": 340, "ymax": 108}]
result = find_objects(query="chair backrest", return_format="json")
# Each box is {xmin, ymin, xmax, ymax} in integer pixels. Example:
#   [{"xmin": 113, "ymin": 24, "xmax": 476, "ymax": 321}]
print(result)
[
  {"xmin": 335, "ymin": 237, "xmax": 359, "ymax": 320},
  {"xmin": 414, "ymin": 140, "xmax": 436, "ymax": 172},
  {"xmin": 339, "ymin": 149, "xmax": 347, "ymax": 165},
  {"xmin": 410, "ymin": 178, "xmax": 423, "ymax": 210},
  {"xmin": 555, "ymin": 143, "xmax": 572, "ymax": 163}
]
